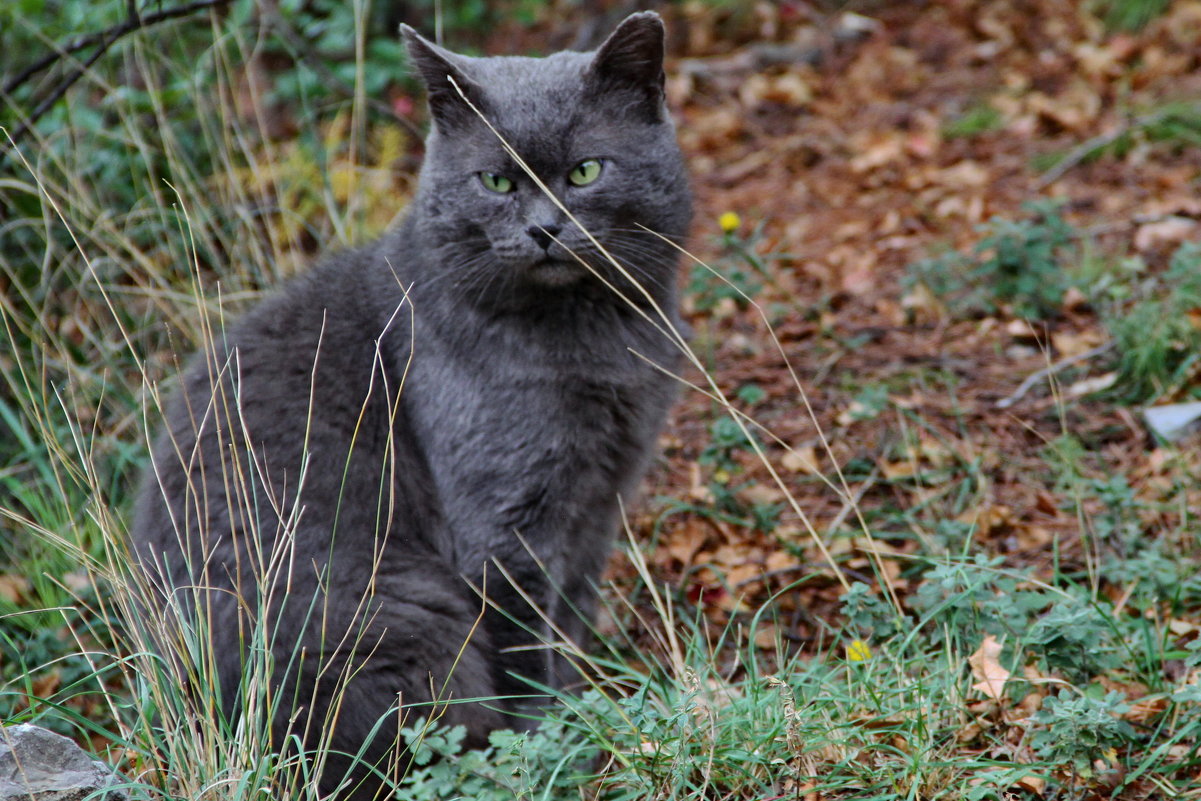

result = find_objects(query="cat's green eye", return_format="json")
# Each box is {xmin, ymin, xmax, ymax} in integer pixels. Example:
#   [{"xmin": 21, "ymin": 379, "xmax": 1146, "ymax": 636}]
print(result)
[
  {"xmin": 568, "ymin": 159, "xmax": 603, "ymax": 187},
  {"xmin": 479, "ymin": 172, "xmax": 515, "ymax": 194}
]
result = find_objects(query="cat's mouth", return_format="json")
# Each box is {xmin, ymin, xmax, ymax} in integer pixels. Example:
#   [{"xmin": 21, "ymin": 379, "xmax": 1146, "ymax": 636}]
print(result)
[{"xmin": 524, "ymin": 257, "xmax": 590, "ymax": 286}]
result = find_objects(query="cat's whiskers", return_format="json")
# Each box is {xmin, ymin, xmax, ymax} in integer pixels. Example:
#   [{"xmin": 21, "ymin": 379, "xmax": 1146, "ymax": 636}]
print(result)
[
  {"xmin": 588, "ymin": 233, "xmax": 679, "ymax": 294},
  {"xmin": 424, "ymin": 234, "xmax": 678, "ymax": 302},
  {"xmin": 605, "ymin": 256, "xmax": 673, "ymax": 293},
  {"xmin": 602, "ymin": 236, "xmax": 678, "ymax": 264},
  {"xmin": 458, "ymin": 252, "xmax": 516, "ymax": 305},
  {"xmin": 447, "ymin": 250, "xmax": 497, "ymax": 289},
  {"xmin": 608, "ymin": 226, "xmax": 686, "ymax": 244},
  {"xmin": 592, "ymin": 258, "xmax": 673, "ymax": 295},
  {"xmin": 416, "ymin": 246, "xmax": 499, "ymax": 299}
]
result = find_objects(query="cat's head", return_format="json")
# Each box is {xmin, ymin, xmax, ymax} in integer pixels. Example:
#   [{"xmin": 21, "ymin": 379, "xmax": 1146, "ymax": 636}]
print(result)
[{"xmin": 401, "ymin": 13, "xmax": 691, "ymax": 308}]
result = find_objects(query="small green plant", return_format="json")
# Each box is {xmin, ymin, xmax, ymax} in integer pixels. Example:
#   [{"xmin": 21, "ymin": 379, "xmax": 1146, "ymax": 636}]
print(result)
[
  {"xmin": 700, "ymin": 415, "xmax": 753, "ymax": 489},
  {"xmin": 1040, "ymin": 433, "xmax": 1092, "ymax": 496},
  {"xmin": 1092, "ymin": 0, "xmax": 1174, "ymax": 32},
  {"xmin": 687, "ymin": 212, "xmax": 777, "ymax": 312},
  {"xmin": 942, "ymin": 102, "xmax": 1005, "ymax": 139},
  {"xmin": 687, "ymin": 258, "xmax": 762, "ymax": 313},
  {"xmin": 905, "ymin": 199, "xmax": 1077, "ymax": 319},
  {"xmin": 397, "ymin": 719, "xmax": 593, "ymax": 799},
  {"xmin": 1030, "ymin": 690, "xmax": 1135, "ymax": 778},
  {"xmin": 1104, "ymin": 241, "xmax": 1201, "ymax": 403},
  {"xmin": 928, "ymin": 519, "xmax": 977, "ymax": 553},
  {"xmin": 1026, "ymin": 595, "xmax": 1120, "ymax": 682},
  {"xmin": 1089, "ymin": 474, "xmax": 1140, "ymax": 542},
  {"xmin": 1137, "ymin": 103, "xmax": 1201, "ymax": 149},
  {"xmin": 839, "ymin": 581, "xmax": 901, "ymax": 640},
  {"xmin": 908, "ymin": 554, "xmax": 1049, "ymax": 645},
  {"xmin": 1098, "ymin": 103, "xmax": 1201, "ymax": 164},
  {"xmin": 844, "ymin": 383, "xmax": 890, "ymax": 423},
  {"xmin": 696, "ymin": 413, "xmax": 779, "ymax": 531},
  {"xmin": 1103, "ymin": 547, "xmax": 1189, "ymax": 611},
  {"xmin": 735, "ymin": 383, "xmax": 765, "ymax": 407}
]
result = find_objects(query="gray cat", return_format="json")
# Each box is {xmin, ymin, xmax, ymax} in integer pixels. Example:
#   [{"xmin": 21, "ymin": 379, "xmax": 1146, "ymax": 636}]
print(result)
[{"xmin": 131, "ymin": 11, "xmax": 690, "ymax": 799}]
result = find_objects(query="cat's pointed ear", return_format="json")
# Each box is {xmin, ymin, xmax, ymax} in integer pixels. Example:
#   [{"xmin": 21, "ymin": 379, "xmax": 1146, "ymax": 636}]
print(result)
[
  {"xmin": 586, "ymin": 11, "xmax": 667, "ymax": 122},
  {"xmin": 401, "ymin": 25, "xmax": 487, "ymax": 131}
]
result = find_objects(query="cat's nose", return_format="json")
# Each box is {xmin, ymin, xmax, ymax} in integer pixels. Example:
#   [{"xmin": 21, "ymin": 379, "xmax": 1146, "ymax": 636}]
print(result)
[{"xmin": 526, "ymin": 223, "xmax": 562, "ymax": 251}]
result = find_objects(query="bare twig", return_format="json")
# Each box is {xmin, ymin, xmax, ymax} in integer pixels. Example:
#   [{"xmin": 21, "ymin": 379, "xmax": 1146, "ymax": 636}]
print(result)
[
  {"xmin": 4, "ymin": 0, "xmax": 424, "ymax": 162},
  {"xmin": 995, "ymin": 341, "xmax": 1116, "ymax": 409},
  {"xmin": 3, "ymin": 0, "xmax": 232, "ymax": 97},
  {"xmin": 1034, "ymin": 106, "xmax": 1194, "ymax": 189},
  {"xmin": 259, "ymin": 7, "xmax": 422, "ymax": 139},
  {"xmin": 825, "ymin": 468, "xmax": 879, "ymax": 537},
  {"xmin": 2, "ymin": 0, "xmax": 234, "ymax": 153}
]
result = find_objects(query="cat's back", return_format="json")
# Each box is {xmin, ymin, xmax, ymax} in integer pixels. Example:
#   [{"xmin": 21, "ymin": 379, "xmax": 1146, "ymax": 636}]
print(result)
[
  {"xmin": 133, "ymin": 242, "xmax": 404, "ymax": 560},
  {"xmin": 186, "ymin": 246, "xmax": 391, "ymax": 441}
]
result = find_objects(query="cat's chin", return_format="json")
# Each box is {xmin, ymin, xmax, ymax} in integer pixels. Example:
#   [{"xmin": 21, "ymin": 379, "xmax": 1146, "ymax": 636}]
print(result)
[{"xmin": 523, "ymin": 258, "xmax": 590, "ymax": 287}]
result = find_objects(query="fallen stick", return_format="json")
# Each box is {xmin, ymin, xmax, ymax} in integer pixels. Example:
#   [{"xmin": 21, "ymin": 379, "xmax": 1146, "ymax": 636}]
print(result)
[{"xmin": 995, "ymin": 341, "xmax": 1116, "ymax": 409}]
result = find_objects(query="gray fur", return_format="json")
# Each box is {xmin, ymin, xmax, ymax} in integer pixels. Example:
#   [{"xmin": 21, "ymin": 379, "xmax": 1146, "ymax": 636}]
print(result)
[{"xmin": 130, "ymin": 12, "xmax": 690, "ymax": 800}]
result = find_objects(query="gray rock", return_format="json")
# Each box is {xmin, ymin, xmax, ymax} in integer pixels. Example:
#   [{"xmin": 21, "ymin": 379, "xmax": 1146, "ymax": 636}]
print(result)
[
  {"xmin": 1144, "ymin": 401, "xmax": 1201, "ymax": 442},
  {"xmin": 0, "ymin": 724, "xmax": 128, "ymax": 801}
]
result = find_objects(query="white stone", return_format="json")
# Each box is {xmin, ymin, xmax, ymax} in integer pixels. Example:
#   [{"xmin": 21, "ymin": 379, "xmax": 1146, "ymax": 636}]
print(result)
[{"xmin": 1144, "ymin": 402, "xmax": 1201, "ymax": 442}]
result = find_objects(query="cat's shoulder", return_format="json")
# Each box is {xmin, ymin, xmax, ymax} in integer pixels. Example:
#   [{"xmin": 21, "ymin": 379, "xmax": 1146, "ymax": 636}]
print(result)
[{"xmin": 236, "ymin": 240, "xmax": 392, "ymax": 347}]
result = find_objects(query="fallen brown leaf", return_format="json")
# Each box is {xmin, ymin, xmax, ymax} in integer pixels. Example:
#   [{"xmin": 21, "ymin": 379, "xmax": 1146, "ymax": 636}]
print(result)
[
  {"xmin": 1034, "ymin": 490, "xmax": 1060, "ymax": 516},
  {"xmin": 1015, "ymin": 774, "xmax": 1046, "ymax": 796},
  {"xmin": 0, "ymin": 574, "xmax": 30, "ymax": 604},
  {"xmin": 32, "ymin": 670, "xmax": 61, "ymax": 700},
  {"xmin": 1051, "ymin": 328, "xmax": 1105, "ymax": 359},
  {"xmin": 1134, "ymin": 216, "xmax": 1198, "ymax": 252},
  {"xmin": 781, "ymin": 444, "xmax": 818, "ymax": 474},
  {"xmin": 666, "ymin": 519, "xmax": 709, "ymax": 565},
  {"xmin": 969, "ymin": 635, "xmax": 1011, "ymax": 701}
]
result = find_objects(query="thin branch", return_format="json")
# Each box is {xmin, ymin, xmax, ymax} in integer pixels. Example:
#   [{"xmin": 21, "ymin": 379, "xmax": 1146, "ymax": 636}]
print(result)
[
  {"xmin": 8, "ymin": 34, "xmax": 114, "ymax": 150},
  {"xmin": 1034, "ymin": 106, "xmax": 1191, "ymax": 189},
  {"xmin": 2, "ymin": 0, "xmax": 234, "ymax": 152},
  {"xmin": 995, "ymin": 341, "xmax": 1116, "ymax": 409},
  {"xmin": 4, "ymin": 0, "xmax": 232, "ymax": 96},
  {"xmin": 259, "ymin": 6, "xmax": 423, "ymax": 139}
]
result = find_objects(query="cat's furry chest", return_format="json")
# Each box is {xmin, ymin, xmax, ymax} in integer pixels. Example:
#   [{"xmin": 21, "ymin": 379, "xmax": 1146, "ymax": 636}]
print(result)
[{"xmin": 392, "ymin": 298, "xmax": 676, "ymax": 574}]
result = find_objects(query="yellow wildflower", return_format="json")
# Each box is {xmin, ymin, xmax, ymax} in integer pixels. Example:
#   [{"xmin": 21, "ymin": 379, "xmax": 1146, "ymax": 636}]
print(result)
[
  {"xmin": 718, "ymin": 211, "xmax": 741, "ymax": 233},
  {"xmin": 846, "ymin": 638, "xmax": 873, "ymax": 662}
]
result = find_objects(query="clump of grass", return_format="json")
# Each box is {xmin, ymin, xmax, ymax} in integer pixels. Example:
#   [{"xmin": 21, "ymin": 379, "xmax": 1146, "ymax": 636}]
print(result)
[
  {"xmin": 1092, "ymin": 0, "xmax": 1174, "ymax": 32},
  {"xmin": 907, "ymin": 204, "xmax": 1201, "ymax": 406},
  {"xmin": 1, "ymin": 2, "xmax": 425, "ymax": 797},
  {"xmin": 387, "ymin": 546, "xmax": 1016, "ymax": 801},
  {"xmin": 1037, "ymin": 101, "xmax": 1201, "ymax": 185},
  {"xmin": 1102, "ymin": 241, "xmax": 1201, "ymax": 403},
  {"xmin": 942, "ymin": 101, "xmax": 1005, "ymax": 139},
  {"xmin": 904, "ymin": 199, "xmax": 1077, "ymax": 320},
  {"xmin": 387, "ymin": 528, "xmax": 1201, "ymax": 800},
  {"xmin": 1031, "ymin": 690, "xmax": 1135, "ymax": 780}
]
